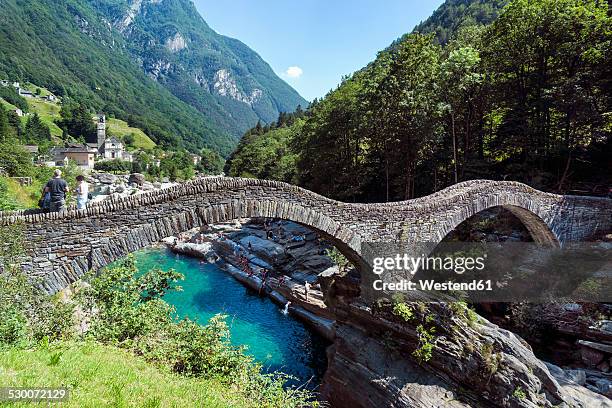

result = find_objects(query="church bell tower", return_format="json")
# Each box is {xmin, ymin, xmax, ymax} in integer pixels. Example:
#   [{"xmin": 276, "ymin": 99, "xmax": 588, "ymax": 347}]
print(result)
[{"xmin": 97, "ymin": 114, "xmax": 106, "ymax": 149}]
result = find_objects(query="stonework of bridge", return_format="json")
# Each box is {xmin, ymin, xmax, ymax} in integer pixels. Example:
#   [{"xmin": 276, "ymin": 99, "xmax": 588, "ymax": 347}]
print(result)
[{"xmin": 0, "ymin": 177, "xmax": 610, "ymax": 294}]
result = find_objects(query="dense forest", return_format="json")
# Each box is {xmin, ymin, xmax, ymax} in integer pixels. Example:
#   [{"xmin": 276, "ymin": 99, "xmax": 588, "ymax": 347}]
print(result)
[{"xmin": 226, "ymin": 0, "xmax": 612, "ymax": 202}]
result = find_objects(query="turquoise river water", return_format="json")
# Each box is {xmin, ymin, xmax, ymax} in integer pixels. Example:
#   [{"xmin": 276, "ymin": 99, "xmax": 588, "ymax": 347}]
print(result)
[{"xmin": 132, "ymin": 247, "xmax": 328, "ymax": 386}]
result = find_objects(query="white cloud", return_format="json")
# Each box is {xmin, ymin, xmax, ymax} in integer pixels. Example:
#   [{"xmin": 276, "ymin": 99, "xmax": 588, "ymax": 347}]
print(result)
[{"xmin": 285, "ymin": 66, "xmax": 303, "ymax": 79}]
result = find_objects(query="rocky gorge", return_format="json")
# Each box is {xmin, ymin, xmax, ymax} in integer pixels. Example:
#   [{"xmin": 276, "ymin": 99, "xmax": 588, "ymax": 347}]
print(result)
[
  {"xmin": 162, "ymin": 214, "xmax": 612, "ymax": 407},
  {"xmin": 87, "ymin": 172, "xmax": 178, "ymax": 203}
]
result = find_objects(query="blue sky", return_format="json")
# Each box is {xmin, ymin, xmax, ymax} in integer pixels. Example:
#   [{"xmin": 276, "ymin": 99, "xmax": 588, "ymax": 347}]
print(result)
[{"xmin": 193, "ymin": 0, "xmax": 444, "ymax": 101}]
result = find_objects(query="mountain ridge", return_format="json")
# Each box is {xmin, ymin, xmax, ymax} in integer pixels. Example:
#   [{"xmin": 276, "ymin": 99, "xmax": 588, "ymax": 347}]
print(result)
[
  {"xmin": 0, "ymin": 0, "xmax": 306, "ymax": 155},
  {"xmin": 91, "ymin": 0, "xmax": 308, "ymax": 137}
]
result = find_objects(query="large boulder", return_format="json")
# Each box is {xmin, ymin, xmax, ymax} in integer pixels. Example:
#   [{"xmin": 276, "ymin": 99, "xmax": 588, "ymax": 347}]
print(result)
[
  {"xmin": 141, "ymin": 181, "xmax": 155, "ymax": 191},
  {"xmin": 239, "ymin": 236, "xmax": 285, "ymax": 262},
  {"xmin": 128, "ymin": 173, "xmax": 146, "ymax": 186},
  {"xmin": 96, "ymin": 173, "xmax": 117, "ymax": 184}
]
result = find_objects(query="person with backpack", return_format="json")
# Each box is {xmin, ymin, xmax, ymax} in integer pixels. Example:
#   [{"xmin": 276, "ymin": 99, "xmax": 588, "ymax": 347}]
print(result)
[{"xmin": 44, "ymin": 169, "xmax": 69, "ymax": 212}]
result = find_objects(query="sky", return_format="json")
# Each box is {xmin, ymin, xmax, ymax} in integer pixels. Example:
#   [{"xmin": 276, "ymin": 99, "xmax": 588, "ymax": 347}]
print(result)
[{"xmin": 193, "ymin": 0, "xmax": 445, "ymax": 101}]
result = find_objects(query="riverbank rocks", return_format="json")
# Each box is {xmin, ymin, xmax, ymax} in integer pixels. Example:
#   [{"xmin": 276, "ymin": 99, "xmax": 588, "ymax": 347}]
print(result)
[
  {"xmin": 96, "ymin": 173, "xmax": 118, "ymax": 184},
  {"xmin": 129, "ymin": 173, "xmax": 146, "ymax": 186},
  {"xmin": 238, "ymin": 236, "xmax": 285, "ymax": 262}
]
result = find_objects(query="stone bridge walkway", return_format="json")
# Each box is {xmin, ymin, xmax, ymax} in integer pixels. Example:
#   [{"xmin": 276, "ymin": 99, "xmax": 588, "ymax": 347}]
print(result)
[{"xmin": 0, "ymin": 177, "xmax": 610, "ymax": 293}]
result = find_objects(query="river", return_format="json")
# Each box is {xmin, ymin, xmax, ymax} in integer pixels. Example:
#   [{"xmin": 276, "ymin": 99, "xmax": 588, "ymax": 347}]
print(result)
[{"xmin": 131, "ymin": 247, "xmax": 328, "ymax": 387}]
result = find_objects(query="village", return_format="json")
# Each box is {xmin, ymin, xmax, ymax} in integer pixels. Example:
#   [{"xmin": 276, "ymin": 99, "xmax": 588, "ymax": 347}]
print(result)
[{"xmin": 0, "ymin": 79, "xmax": 204, "ymax": 172}]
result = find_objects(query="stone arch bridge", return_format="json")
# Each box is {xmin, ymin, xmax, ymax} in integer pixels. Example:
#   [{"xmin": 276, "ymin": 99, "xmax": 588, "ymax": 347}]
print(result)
[{"xmin": 0, "ymin": 177, "xmax": 610, "ymax": 294}]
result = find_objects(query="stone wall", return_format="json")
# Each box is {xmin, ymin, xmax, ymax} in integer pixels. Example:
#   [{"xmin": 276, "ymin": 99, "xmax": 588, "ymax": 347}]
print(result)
[{"xmin": 0, "ymin": 177, "xmax": 610, "ymax": 294}]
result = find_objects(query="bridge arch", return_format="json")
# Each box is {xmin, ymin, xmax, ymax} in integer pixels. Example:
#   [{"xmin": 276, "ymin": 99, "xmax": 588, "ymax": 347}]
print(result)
[
  {"xmin": 0, "ymin": 177, "xmax": 609, "ymax": 294},
  {"xmin": 433, "ymin": 203, "xmax": 561, "ymax": 247},
  {"xmin": 91, "ymin": 198, "xmax": 367, "ymax": 281}
]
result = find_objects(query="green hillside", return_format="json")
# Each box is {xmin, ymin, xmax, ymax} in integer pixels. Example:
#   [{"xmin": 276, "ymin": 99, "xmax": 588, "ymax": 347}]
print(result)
[
  {"xmin": 106, "ymin": 117, "xmax": 156, "ymax": 151},
  {"xmin": 25, "ymin": 98, "xmax": 63, "ymax": 138},
  {"xmin": 413, "ymin": 0, "xmax": 506, "ymax": 43},
  {"xmin": 0, "ymin": 0, "xmax": 233, "ymax": 154},
  {"xmin": 0, "ymin": 85, "xmax": 156, "ymax": 149},
  {"xmin": 0, "ymin": 0, "xmax": 307, "ymax": 156},
  {"xmin": 89, "ymin": 0, "xmax": 308, "ymax": 136},
  {"xmin": 227, "ymin": 0, "xmax": 611, "ymax": 202}
]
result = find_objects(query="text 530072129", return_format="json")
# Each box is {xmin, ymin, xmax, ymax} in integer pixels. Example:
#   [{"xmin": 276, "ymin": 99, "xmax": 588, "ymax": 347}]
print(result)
[{"xmin": 0, "ymin": 387, "xmax": 69, "ymax": 402}]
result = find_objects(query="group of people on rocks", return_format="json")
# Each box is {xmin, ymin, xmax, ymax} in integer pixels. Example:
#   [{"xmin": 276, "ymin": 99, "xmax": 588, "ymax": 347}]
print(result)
[{"xmin": 39, "ymin": 169, "xmax": 90, "ymax": 212}]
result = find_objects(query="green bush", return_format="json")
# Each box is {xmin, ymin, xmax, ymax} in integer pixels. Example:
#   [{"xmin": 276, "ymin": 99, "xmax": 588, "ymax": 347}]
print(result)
[
  {"xmin": 0, "ymin": 224, "xmax": 74, "ymax": 347},
  {"xmin": 76, "ymin": 256, "xmax": 316, "ymax": 406},
  {"xmin": 0, "ymin": 178, "xmax": 19, "ymax": 210},
  {"xmin": 0, "ymin": 225, "xmax": 316, "ymax": 407},
  {"xmin": 0, "ymin": 143, "xmax": 34, "ymax": 177},
  {"xmin": 94, "ymin": 158, "xmax": 132, "ymax": 173}
]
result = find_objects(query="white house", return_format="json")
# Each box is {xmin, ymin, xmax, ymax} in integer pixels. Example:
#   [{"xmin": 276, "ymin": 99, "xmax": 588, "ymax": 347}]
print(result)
[
  {"xmin": 18, "ymin": 88, "xmax": 33, "ymax": 98},
  {"xmin": 48, "ymin": 145, "xmax": 96, "ymax": 169},
  {"xmin": 190, "ymin": 154, "xmax": 202, "ymax": 166},
  {"xmin": 102, "ymin": 137, "xmax": 122, "ymax": 160},
  {"xmin": 95, "ymin": 114, "xmax": 132, "ymax": 162},
  {"xmin": 12, "ymin": 108, "xmax": 23, "ymax": 117},
  {"xmin": 0, "ymin": 80, "xmax": 8, "ymax": 87}
]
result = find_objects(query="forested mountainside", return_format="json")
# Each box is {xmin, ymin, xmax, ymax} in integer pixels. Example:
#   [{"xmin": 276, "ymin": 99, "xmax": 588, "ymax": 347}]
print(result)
[
  {"xmin": 413, "ymin": 0, "xmax": 506, "ymax": 43},
  {"xmin": 0, "ymin": 0, "xmax": 306, "ymax": 155},
  {"xmin": 89, "ymin": 0, "xmax": 307, "ymax": 138},
  {"xmin": 226, "ymin": 0, "xmax": 612, "ymax": 202}
]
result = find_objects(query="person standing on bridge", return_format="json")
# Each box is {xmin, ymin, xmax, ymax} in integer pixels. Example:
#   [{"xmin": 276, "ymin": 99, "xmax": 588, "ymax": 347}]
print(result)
[
  {"xmin": 75, "ymin": 175, "xmax": 89, "ymax": 209},
  {"xmin": 44, "ymin": 169, "xmax": 69, "ymax": 212}
]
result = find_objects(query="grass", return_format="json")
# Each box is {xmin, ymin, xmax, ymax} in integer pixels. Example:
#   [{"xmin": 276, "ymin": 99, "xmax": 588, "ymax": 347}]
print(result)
[
  {"xmin": 22, "ymin": 82, "xmax": 53, "ymax": 97},
  {"xmin": 26, "ymin": 98, "xmax": 63, "ymax": 138},
  {"xmin": 0, "ymin": 342, "xmax": 257, "ymax": 408},
  {"xmin": 106, "ymin": 117, "xmax": 156, "ymax": 151},
  {"xmin": 0, "ymin": 177, "xmax": 41, "ymax": 209},
  {"xmin": 0, "ymin": 98, "xmax": 18, "ymax": 111},
  {"xmin": 10, "ymin": 80, "xmax": 157, "ymax": 149}
]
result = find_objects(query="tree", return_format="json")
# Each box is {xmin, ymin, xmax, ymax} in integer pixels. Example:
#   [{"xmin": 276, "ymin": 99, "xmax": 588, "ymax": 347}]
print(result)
[
  {"xmin": 481, "ymin": 0, "xmax": 611, "ymax": 188},
  {"xmin": 123, "ymin": 133, "xmax": 136, "ymax": 147},
  {"xmin": 439, "ymin": 46, "xmax": 483, "ymax": 183},
  {"xmin": 57, "ymin": 103, "xmax": 96, "ymax": 142},
  {"xmin": 24, "ymin": 113, "xmax": 51, "ymax": 144},
  {"xmin": 375, "ymin": 34, "xmax": 441, "ymax": 199},
  {"xmin": 199, "ymin": 148, "xmax": 224, "ymax": 175},
  {"xmin": 0, "ymin": 104, "xmax": 9, "ymax": 143}
]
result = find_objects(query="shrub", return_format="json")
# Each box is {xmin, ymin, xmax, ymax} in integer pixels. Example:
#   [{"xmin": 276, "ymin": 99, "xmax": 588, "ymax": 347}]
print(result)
[
  {"xmin": 94, "ymin": 159, "xmax": 132, "ymax": 173},
  {"xmin": 392, "ymin": 301, "xmax": 414, "ymax": 322},
  {"xmin": 0, "ymin": 224, "xmax": 74, "ymax": 347},
  {"xmin": 512, "ymin": 386, "xmax": 526, "ymax": 400},
  {"xmin": 77, "ymin": 256, "xmax": 316, "ymax": 406},
  {"xmin": 413, "ymin": 324, "xmax": 436, "ymax": 363}
]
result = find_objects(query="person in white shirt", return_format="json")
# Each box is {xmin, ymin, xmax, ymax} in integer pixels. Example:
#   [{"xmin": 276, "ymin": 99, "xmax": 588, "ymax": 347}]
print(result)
[{"xmin": 75, "ymin": 175, "xmax": 89, "ymax": 209}]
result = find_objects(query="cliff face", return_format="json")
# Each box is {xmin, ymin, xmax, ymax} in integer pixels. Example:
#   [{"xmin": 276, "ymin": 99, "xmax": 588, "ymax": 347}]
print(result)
[
  {"xmin": 90, "ymin": 0, "xmax": 308, "ymax": 138},
  {"xmin": 320, "ymin": 271, "xmax": 610, "ymax": 407}
]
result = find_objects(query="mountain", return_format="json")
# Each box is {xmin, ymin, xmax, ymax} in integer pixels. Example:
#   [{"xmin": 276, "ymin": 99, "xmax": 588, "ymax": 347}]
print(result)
[
  {"xmin": 413, "ymin": 0, "xmax": 506, "ymax": 43},
  {"xmin": 89, "ymin": 0, "xmax": 307, "ymax": 138},
  {"xmin": 0, "ymin": 0, "xmax": 307, "ymax": 155}
]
